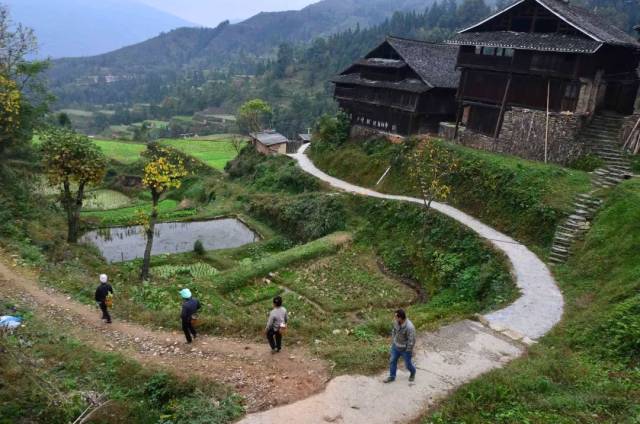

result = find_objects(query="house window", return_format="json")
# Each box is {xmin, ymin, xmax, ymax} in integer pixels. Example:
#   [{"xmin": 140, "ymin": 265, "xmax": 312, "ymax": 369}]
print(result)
[
  {"xmin": 504, "ymin": 48, "xmax": 514, "ymax": 57},
  {"xmin": 483, "ymin": 47, "xmax": 497, "ymax": 56},
  {"xmin": 475, "ymin": 46, "xmax": 482, "ymax": 54}
]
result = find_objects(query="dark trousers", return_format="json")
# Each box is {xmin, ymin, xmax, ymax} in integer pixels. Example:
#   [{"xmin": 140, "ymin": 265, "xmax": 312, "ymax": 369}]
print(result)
[
  {"xmin": 182, "ymin": 317, "xmax": 197, "ymax": 343},
  {"xmin": 98, "ymin": 301, "xmax": 111, "ymax": 323},
  {"xmin": 267, "ymin": 328, "xmax": 282, "ymax": 351}
]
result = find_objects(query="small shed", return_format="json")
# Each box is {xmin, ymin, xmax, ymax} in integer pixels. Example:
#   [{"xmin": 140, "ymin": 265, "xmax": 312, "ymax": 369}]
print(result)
[
  {"xmin": 298, "ymin": 133, "xmax": 312, "ymax": 143},
  {"xmin": 250, "ymin": 130, "xmax": 289, "ymax": 155}
]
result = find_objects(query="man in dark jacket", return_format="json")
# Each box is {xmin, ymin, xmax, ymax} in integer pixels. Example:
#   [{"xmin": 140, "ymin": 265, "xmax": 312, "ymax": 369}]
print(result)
[
  {"xmin": 94, "ymin": 274, "xmax": 114, "ymax": 324},
  {"xmin": 179, "ymin": 288, "xmax": 201, "ymax": 344}
]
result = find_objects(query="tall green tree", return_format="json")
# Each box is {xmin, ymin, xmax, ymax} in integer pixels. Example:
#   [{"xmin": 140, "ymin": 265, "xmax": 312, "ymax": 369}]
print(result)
[
  {"xmin": 40, "ymin": 128, "xmax": 107, "ymax": 242},
  {"xmin": 237, "ymin": 99, "xmax": 273, "ymax": 134}
]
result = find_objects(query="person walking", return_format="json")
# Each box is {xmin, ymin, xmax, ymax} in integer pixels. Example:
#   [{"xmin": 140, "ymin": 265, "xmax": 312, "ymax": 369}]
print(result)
[
  {"xmin": 265, "ymin": 296, "xmax": 288, "ymax": 353},
  {"xmin": 94, "ymin": 274, "xmax": 114, "ymax": 324},
  {"xmin": 384, "ymin": 309, "xmax": 417, "ymax": 383},
  {"xmin": 179, "ymin": 288, "xmax": 201, "ymax": 344}
]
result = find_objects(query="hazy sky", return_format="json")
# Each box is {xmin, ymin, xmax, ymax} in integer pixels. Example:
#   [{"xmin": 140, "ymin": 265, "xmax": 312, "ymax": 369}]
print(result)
[{"xmin": 139, "ymin": 0, "xmax": 320, "ymax": 26}]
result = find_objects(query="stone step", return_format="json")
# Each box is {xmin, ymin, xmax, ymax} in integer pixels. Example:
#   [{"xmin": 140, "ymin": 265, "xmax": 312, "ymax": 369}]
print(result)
[
  {"xmin": 572, "ymin": 204, "xmax": 598, "ymax": 213},
  {"xmin": 553, "ymin": 238, "xmax": 573, "ymax": 248},
  {"xmin": 551, "ymin": 246, "xmax": 571, "ymax": 256}
]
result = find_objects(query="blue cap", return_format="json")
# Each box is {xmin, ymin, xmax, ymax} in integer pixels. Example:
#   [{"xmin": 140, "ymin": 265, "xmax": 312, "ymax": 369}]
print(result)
[{"xmin": 179, "ymin": 288, "xmax": 192, "ymax": 299}]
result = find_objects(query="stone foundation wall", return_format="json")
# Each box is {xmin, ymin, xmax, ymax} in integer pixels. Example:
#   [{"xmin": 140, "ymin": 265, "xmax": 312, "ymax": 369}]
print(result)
[{"xmin": 457, "ymin": 107, "xmax": 588, "ymax": 165}]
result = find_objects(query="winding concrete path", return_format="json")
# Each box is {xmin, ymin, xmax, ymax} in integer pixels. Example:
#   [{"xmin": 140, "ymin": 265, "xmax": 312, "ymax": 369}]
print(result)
[{"xmin": 239, "ymin": 144, "xmax": 563, "ymax": 424}]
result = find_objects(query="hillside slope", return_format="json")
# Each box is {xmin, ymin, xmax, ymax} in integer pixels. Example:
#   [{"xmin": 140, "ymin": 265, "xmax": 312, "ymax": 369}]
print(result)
[
  {"xmin": 47, "ymin": 0, "xmax": 434, "ymax": 87},
  {"xmin": 4, "ymin": 0, "xmax": 193, "ymax": 58},
  {"xmin": 425, "ymin": 179, "xmax": 640, "ymax": 422}
]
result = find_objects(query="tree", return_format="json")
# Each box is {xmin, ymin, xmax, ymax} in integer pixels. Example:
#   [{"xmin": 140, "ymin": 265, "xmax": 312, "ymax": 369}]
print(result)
[
  {"xmin": 0, "ymin": 73, "xmax": 21, "ymax": 148},
  {"xmin": 237, "ymin": 99, "xmax": 272, "ymax": 135},
  {"xmin": 0, "ymin": 5, "xmax": 48, "ymax": 156},
  {"xmin": 230, "ymin": 135, "xmax": 245, "ymax": 154},
  {"xmin": 56, "ymin": 112, "xmax": 72, "ymax": 128},
  {"xmin": 408, "ymin": 138, "xmax": 459, "ymax": 213},
  {"xmin": 40, "ymin": 128, "xmax": 107, "ymax": 242},
  {"xmin": 140, "ymin": 144, "xmax": 188, "ymax": 281},
  {"xmin": 275, "ymin": 43, "xmax": 294, "ymax": 78}
]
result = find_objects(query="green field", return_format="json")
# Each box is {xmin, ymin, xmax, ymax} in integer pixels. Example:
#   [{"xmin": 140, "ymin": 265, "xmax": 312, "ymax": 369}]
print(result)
[
  {"xmin": 161, "ymin": 138, "xmax": 244, "ymax": 170},
  {"xmin": 93, "ymin": 139, "xmax": 146, "ymax": 164}
]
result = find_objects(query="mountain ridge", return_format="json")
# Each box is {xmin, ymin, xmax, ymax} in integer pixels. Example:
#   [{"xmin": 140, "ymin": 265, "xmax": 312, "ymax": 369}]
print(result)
[{"xmin": 4, "ymin": 0, "xmax": 194, "ymax": 58}]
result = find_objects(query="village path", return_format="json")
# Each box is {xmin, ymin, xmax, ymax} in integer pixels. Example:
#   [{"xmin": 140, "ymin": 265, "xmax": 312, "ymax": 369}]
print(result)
[
  {"xmin": 0, "ymin": 258, "xmax": 328, "ymax": 412},
  {"xmin": 238, "ymin": 144, "xmax": 564, "ymax": 424}
]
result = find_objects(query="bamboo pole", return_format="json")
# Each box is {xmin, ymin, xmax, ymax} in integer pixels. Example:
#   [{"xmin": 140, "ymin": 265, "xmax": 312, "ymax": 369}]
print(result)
[
  {"xmin": 545, "ymin": 79, "xmax": 551, "ymax": 164},
  {"xmin": 623, "ymin": 115, "xmax": 640, "ymax": 150}
]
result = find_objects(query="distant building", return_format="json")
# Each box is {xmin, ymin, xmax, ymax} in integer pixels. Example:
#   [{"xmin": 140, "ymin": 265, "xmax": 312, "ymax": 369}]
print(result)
[
  {"xmin": 332, "ymin": 36, "xmax": 459, "ymax": 136},
  {"xmin": 446, "ymin": 0, "xmax": 640, "ymax": 164},
  {"xmin": 250, "ymin": 130, "xmax": 289, "ymax": 155},
  {"xmin": 298, "ymin": 133, "xmax": 312, "ymax": 143}
]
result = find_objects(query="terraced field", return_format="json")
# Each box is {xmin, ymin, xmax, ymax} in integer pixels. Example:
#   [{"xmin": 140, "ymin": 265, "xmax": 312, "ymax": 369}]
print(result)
[
  {"xmin": 93, "ymin": 139, "xmax": 146, "ymax": 164},
  {"xmin": 161, "ymin": 137, "xmax": 245, "ymax": 170}
]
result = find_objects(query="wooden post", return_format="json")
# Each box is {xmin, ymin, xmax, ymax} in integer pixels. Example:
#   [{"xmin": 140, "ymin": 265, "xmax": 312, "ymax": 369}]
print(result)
[
  {"xmin": 545, "ymin": 79, "xmax": 551, "ymax": 164},
  {"xmin": 453, "ymin": 103, "xmax": 463, "ymax": 140},
  {"xmin": 494, "ymin": 74, "xmax": 512, "ymax": 140}
]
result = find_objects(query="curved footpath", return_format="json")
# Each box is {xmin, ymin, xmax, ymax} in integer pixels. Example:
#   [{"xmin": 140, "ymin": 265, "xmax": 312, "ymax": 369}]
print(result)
[{"xmin": 239, "ymin": 144, "xmax": 564, "ymax": 424}]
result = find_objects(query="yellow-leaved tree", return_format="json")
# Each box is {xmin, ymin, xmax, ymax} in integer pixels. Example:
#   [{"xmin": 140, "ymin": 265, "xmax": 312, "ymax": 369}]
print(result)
[
  {"xmin": 140, "ymin": 143, "xmax": 188, "ymax": 281},
  {"xmin": 0, "ymin": 74, "xmax": 21, "ymax": 149},
  {"xmin": 40, "ymin": 128, "xmax": 107, "ymax": 242},
  {"xmin": 408, "ymin": 138, "xmax": 459, "ymax": 214}
]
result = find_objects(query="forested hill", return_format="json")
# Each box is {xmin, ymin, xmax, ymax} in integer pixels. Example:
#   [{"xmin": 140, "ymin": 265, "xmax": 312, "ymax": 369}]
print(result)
[{"xmin": 47, "ymin": 0, "xmax": 436, "ymax": 88}]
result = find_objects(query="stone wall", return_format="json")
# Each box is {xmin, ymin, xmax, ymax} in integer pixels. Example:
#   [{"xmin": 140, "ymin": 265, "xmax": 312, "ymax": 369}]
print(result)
[{"xmin": 457, "ymin": 107, "xmax": 588, "ymax": 165}]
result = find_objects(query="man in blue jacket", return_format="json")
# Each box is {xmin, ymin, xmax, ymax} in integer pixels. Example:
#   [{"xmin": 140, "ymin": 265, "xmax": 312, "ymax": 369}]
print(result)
[{"xmin": 179, "ymin": 288, "xmax": 200, "ymax": 344}]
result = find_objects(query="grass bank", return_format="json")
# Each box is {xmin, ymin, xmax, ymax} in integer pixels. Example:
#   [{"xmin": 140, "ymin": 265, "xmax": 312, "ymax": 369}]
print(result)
[
  {"xmin": 309, "ymin": 137, "xmax": 591, "ymax": 251},
  {"xmin": 425, "ymin": 179, "xmax": 640, "ymax": 423},
  {"xmin": 0, "ymin": 301, "xmax": 243, "ymax": 424}
]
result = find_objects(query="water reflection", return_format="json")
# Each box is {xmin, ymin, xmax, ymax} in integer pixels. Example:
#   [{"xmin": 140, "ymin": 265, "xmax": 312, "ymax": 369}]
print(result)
[{"xmin": 81, "ymin": 219, "xmax": 259, "ymax": 263}]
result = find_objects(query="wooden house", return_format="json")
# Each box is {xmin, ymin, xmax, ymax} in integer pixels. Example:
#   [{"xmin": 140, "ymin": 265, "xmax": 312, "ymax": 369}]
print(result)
[
  {"xmin": 250, "ymin": 131, "xmax": 289, "ymax": 155},
  {"xmin": 332, "ymin": 36, "xmax": 459, "ymax": 136},
  {"xmin": 446, "ymin": 0, "xmax": 640, "ymax": 163}
]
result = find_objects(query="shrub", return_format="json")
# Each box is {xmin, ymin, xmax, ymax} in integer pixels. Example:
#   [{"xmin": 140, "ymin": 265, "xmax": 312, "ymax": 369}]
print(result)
[
  {"xmin": 568, "ymin": 154, "xmax": 604, "ymax": 172},
  {"xmin": 193, "ymin": 240, "xmax": 205, "ymax": 256},
  {"xmin": 247, "ymin": 193, "xmax": 346, "ymax": 242},
  {"xmin": 590, "ymin": 295, "xmax": 640, "ymax": 363},
  {"xmin": 312, "ymin": 112, "xmax": 350, "ymax": 150},
  {"xmin": 226, "ymin": 146, "xmax": 319, "ymax": 193}
]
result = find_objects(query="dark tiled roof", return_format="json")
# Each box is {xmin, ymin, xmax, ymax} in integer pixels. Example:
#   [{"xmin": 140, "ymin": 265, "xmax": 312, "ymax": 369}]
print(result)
[
  {"xmin": 250, "ymin": 131, "xmax": 288, "ymax": 146},
  {"xmin": 459, "ymin": 0, "xmax": 639, "ymax": 48},
  {"xmin": 538, "ymin": 0, "xmax": 638, "ymax": 47},
  {"xmin": 447, "ymin": 31, "xmax": 603, "ymax": 53},
  {"xmin": 298, "ymin": 133, "xmax": 312, "ymax": 142},
  {"xmin": 332, "ymin": 73, "xmax": 431, "ymax": 94},
  {"xmin": 385, "ymin": 37, "xmax": 460, "ymax": 88}
]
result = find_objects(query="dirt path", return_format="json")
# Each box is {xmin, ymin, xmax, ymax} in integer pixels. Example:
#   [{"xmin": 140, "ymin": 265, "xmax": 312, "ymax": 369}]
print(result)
[
  {"xmin": 234, "ymin": 144, "xmax": 565, "ymax": 423},
  {"xmin": 0, "ymin": 259, "xmax": 328, "ymax": 412}
]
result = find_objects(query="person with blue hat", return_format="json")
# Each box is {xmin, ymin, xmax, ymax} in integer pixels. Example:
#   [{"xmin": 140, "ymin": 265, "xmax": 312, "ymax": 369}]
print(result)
[{"xmin": 179, "ymin": 288, "xmax": 201, "ymax": 344}]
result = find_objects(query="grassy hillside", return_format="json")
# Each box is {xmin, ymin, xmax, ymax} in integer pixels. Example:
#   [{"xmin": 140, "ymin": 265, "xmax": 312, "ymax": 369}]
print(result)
[
  {"xmin": 425, "ymin": 178, "xmax": 640, "ymax": 423},
  {"xmin": 309, "ymin": 137, "xmax": 592, "ymax": 250},
  {"xmin": 93, "ymin": 139, "xmax": 146, "ymax": 164},
  {"xmin": 0, "ymin": 302, "xmax": 242, "ymax": 423}
]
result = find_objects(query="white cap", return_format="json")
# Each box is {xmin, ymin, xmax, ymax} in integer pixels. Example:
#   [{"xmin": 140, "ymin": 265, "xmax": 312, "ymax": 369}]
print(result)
[{"xmin": 99, "ymin": 274, "xmax": 108, "ymax": 284}]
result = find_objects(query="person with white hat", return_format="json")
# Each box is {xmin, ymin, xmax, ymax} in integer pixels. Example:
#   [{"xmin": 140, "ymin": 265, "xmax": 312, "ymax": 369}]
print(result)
[
  {"xmin": 94, "ymin": 274, "xmax": 114, "ymax": 324},
  {"xmin": 179, "ymin": 288, "xmax": 201, "ymax": 344}
]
